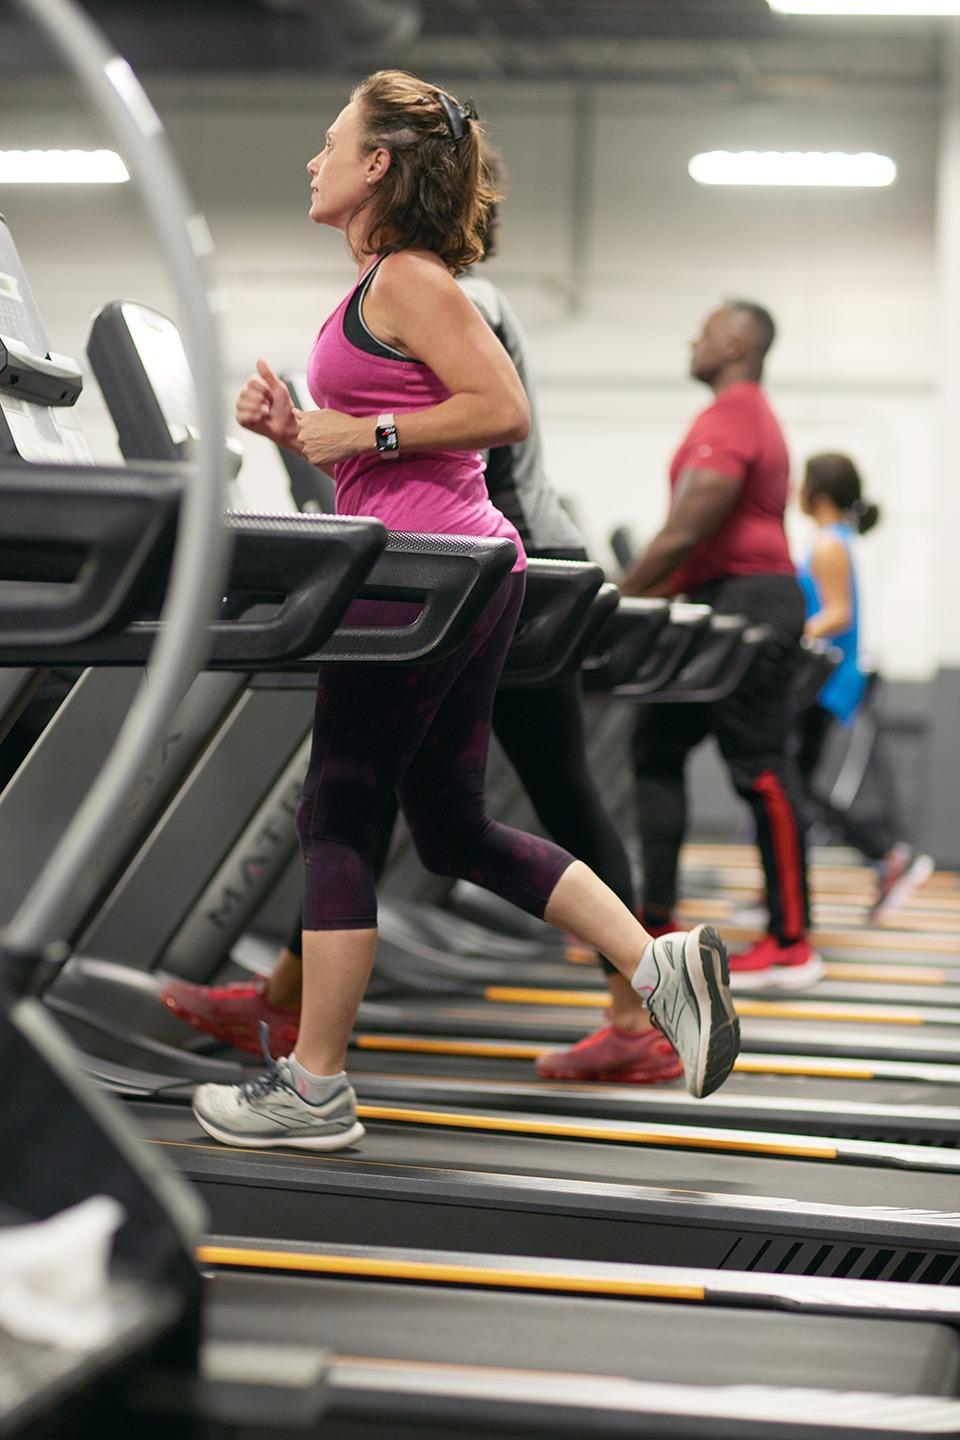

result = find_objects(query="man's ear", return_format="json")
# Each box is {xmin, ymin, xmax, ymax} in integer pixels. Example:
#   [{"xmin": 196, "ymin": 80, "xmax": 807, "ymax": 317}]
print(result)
[{"xmin": 725, "ymin": 332, "xmax": 747, "ymax": 364}]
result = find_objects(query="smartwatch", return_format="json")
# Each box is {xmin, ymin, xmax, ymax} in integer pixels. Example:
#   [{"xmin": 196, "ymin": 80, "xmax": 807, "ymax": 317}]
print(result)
[{"xmin": 375, "ymin": 413, "xmax": 399, "ymax": 459}]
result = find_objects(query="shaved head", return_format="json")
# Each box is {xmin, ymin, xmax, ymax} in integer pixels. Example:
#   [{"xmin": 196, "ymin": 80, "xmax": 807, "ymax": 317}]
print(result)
[
  {"xmin": 690, "ymin": 300, "xmax": 777, "ymax": 389},
  {"xmin": 725, "ymin": 300, "xmax": 776, "ymax": 363}
]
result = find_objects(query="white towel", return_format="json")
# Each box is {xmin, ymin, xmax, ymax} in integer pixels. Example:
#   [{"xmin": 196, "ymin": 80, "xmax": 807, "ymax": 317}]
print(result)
[{"xmin": 0, "ymin": 1195, "xmax": 126, "ymax": 1351}]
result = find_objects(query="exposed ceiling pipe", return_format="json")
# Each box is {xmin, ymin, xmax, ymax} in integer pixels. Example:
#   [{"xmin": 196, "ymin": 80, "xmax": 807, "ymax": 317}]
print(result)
[{"xmin": 262, "ymin": 0, "xmax": 423, "ymax": 61}]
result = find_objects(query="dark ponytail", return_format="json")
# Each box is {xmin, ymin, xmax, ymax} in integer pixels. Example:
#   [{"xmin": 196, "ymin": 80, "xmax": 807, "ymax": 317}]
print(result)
[
  {"xmin": 804, "ymin": 452, "xmax": 880, "ymax": 536},
  {"xmin": 848, "ymin": 496, "xmax": 880, "ymax": 536}
]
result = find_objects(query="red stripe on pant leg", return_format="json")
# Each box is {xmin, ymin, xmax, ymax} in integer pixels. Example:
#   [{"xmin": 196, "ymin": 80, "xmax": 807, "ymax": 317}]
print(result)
[{"xmin": 753, "ymin": 768, "xmax": 805, "ymax": 941}]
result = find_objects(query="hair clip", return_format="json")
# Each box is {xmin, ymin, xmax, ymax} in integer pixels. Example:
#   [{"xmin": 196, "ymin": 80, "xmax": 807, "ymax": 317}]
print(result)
[{"xmin": 438, "ymin": 92, "xmax": 479, "ymax": 142}]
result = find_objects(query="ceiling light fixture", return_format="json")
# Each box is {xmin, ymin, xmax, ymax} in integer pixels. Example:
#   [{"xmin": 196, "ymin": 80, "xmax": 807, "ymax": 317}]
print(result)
[
  {"xmin": 768, "ymin": 2, "xmax": 960, "ymax": 14},
  {"xmin": 689, "ymin": 150, "xmax": 897, "ymax": 186},
  {"xmin": 0, "ymin": 149, "xmax": 129, "ymax": 184}
]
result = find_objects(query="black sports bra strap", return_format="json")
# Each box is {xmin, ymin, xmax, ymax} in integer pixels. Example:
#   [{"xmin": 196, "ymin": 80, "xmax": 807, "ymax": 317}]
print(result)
[{"xmin": 343, "ymin": 258, "xmax": 421, "ymax": 364}]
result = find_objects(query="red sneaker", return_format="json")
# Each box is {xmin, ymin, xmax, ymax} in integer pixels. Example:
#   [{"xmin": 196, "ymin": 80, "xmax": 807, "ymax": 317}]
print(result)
[
  {"xmin": 536, "ymin": 1024, "xmax": 683, "ymax": 1084},
  {"xmin": 161, "ymin": 976, "xmax": 300, "ymax": 1057},
  {"xmin": 729, "ymin": 935, "xmax": 824, "ymax": 991}
]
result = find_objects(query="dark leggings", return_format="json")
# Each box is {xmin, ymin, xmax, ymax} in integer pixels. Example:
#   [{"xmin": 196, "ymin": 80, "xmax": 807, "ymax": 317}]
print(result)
[
  {"xmin": 296, "ymin": 571, "xmax": 574, "ymax": 930},
  {"xmin": 633, "ymin": 573, "xmax": 811, "ymax": 945}
]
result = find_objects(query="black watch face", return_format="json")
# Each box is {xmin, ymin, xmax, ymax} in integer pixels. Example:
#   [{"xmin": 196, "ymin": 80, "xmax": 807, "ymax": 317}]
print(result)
[{"xmin": 377, "ymin": 424, "xmax": 398, "ymax": 454}]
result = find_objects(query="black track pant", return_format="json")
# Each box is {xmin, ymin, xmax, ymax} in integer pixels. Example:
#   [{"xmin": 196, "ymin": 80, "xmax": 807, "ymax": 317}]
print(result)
[
  {"xmin": 632, "ymin": 573, "xmax": 810, "ymax": 945},
  {"xmin": 491, "ymin": 670, "xmax": 634, "ymax": 974}
]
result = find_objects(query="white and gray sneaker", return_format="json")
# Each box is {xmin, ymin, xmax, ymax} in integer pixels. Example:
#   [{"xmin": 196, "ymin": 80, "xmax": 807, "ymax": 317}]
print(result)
[
  {"xmin": 638, "ymin": 924, "xmax": 740, "ymax": 1099},
  {"xmin": 193, "ymin": 1054, "xmax": 365, "ymax": 1152}
]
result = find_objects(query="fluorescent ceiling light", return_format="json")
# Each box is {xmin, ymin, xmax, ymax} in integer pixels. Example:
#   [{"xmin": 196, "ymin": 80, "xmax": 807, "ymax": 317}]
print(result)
[
  {"xmin": 769, "ymin": 2, "xmax": 960, "ymax": 13},
  {"xmin": 689, "ymin": 150, "xmax": 897, "ymax": 187},
  {"xmin": 0, "ymin": 149, "xmax": 129, "ymax": 184}
]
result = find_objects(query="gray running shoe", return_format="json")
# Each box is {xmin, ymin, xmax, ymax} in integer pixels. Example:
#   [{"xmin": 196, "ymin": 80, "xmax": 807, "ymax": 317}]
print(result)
[
  {"xmin": 644, "ymin": 924, "xmax": 740, "ymax": 1099},
  {"xmin": 872, "ymin": 846, "xmax": 934, "ymax": 920},
  {"xmin": 193, "ymin": 1053, "xmax": 365, "ymax": 1152}
]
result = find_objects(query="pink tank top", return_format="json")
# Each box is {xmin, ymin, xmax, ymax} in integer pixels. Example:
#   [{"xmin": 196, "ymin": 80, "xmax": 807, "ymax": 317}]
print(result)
[{"xmin": 306, "ymin": 257, "xmax": 525, "ymax": 570}]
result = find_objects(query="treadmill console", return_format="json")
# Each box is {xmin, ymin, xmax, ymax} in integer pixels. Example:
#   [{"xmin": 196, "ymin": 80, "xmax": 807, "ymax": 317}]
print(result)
[
  {"xmin": 86, "ymin": 298, "xmax": 242, "ymax": 478},
  {"xmin": 0, "ymin": 214, "xmax": 90, "ymax": 465}
]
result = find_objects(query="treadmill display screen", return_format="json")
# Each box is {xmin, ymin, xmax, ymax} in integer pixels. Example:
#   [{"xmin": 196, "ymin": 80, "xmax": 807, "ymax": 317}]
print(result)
[
  {"xmin": 121, "ymin": 301, "xmax": 198, "ymax": 449},
  {"xmin": 0, "ymin": 217, "xmax": 91, "ymax": 463},
  {"xmin": 0, "ymin": 221, "xmax": 50, "ymax": 358}
]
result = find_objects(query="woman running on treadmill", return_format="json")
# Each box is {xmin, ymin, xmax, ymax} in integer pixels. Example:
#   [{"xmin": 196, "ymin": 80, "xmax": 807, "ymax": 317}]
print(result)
[
  {"xmin": 794, "ymin": 452, "xmax": 932, "ymax": 917},
  {"xmin": 191, "ymin": 71, "xmax": 739, "ymax": 1152},
  {"xmin": 168, "ymin": 155, "xmax": 682, "ymax": 1088}
]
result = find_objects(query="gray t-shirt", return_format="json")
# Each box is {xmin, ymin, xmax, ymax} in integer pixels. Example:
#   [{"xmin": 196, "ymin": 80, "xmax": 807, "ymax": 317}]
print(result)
[{"xmin": 458, "ymin": 273, "xmax": 586, "ymax": 555}]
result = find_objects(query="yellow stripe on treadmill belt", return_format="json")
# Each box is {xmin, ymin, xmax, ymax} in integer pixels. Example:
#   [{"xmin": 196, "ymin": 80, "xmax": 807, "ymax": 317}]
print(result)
[
  {"xmin": 823, "ymin": 964, "xmax": 946, "ymax": 984},
  {"xmin": 734, "ymin": 1000, "xmax": 924, "ymax": 1024},
  {"xmin": 358, "ymin": 1034, "xmax": 876, "ymax": 1076},
  {"xmin": 196, "ymin": 1245, "xmax": 704, "ymax": 1300},
  {"xmin": 486, "ymin": 987, "xmax": 925, "ymax": 1024},
  {"xmin": 733, "ymin": 1057, "xmax": 875, "ymax": 1079},
  {"xmin": 356, "ymin": 1104, "xmax": 837, "ymax": 1159},
  {"xmin": 355, "ymin": 1035, "xmax": 543, "ymax": 1059},
  {"xmin": 486, "ymin": 987, "xmax": 607, "ymax": 1007},
  {"xmin": 813, "ymin": 929, "xmax": 958, "ymax": 954}
]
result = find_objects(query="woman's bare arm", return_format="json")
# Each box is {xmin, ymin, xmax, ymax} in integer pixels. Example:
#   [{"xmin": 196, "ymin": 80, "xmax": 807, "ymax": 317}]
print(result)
[
  {"xmin": 296, "ymin": 251, "xmax": 530, "ymax": 469},
  {"xmin": 804, "ymin": 533, "xmax": 853, "ymax": 638}
]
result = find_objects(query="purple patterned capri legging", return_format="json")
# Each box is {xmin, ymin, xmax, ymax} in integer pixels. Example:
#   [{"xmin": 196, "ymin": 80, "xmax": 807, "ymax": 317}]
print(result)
[{"xmin": 296, "ymin": 571, "xmax": 575, "ymax": 930}]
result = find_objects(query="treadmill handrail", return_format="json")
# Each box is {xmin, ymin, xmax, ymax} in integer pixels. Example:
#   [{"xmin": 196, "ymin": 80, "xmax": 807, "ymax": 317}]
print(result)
[
  {"xmin": 560, "ymin": 582, "xmax": 622, "ymax": 680},
  {"xmin": 605, "ymin": 602, "xmax": 713, "ymax": 698},
  {"xmin": 0, "ymin": 466, "xmax": 180, "ymax": 647},
  {"xmin": 0, "ymin": 510, "xmax": 389, "ymax": 668},
  {"xmin": 311, "ymin": 532, "xmax": 518, "ymax": 665},
  {"xmin": 581, "ymin": 596, "xmax": 672, "ymax": 692},
  {"xmin": 498, "ymin": 560, "xmax": 608, "ymax": 688},
  {"xmin": 639, "ymin": 621, "xmax": 772, "ymax": 705},
  {"xmin": 10, "ymin": 526, "xmax": 517, "ymax": 670},
  {"xmin": 791, "ymin": 635, "xmax": 843, "ymax": 711},
  {"xmin": 211, "ymin": 513, "xmax": 388, "ymax": 663}
]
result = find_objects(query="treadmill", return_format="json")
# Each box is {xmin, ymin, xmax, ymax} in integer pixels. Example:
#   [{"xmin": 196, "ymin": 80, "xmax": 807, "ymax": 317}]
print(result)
[
  {"xmin": 70, "ymin": 297, "xmax": 960, "ymax": 1139},
  {"xmin": 8, "ymin": 450, "xmax": 960, "ymax": 1440},
  {"xmin": 29, "ymin": 291, "xmax": 960, "ymax": 1267},
  {"xmin": 7, "ymin": 429, "xmax": 960, "ymax": 1440}
]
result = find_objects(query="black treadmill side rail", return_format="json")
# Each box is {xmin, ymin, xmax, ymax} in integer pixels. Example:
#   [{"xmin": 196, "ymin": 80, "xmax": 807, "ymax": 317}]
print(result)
[{"xmin": 0, "ymin": 466, "xmax": 181, "ymax": 648}]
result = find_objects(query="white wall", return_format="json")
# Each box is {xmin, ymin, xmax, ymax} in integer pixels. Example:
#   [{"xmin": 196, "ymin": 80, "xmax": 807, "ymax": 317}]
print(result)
[{"xmin": 0, "ymin": 70, "xmax": 941, "ymax": 677}]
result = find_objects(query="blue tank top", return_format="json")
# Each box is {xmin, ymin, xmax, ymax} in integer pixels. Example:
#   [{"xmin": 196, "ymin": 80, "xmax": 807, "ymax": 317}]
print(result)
[{"xmin": 797, "ymin": 522, "xmax": 866, "ymax": 725}]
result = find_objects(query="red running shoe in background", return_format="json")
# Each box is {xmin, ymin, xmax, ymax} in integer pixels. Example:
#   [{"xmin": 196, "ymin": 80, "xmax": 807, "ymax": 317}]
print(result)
[
  {"xmin": 729, "ymin": 934, "xmax": 824, "ymax": 990},
  {"xmin": 161, "ymin": 976, "xmax": 300, "ymax": 1057},
  {"xmin": 535, "ymin": 1023, "xmax": 683, "ymax": 1084}
]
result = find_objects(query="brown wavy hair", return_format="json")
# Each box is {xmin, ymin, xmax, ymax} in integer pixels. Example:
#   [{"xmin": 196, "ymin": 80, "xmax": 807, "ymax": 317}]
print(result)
[{"xmin": 350, "ymin": 70, "xmax": 499, "ymax": 271}]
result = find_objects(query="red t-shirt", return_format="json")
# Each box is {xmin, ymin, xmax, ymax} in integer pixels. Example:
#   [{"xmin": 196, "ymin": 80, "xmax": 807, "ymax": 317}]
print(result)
[{"xmin": 666, "ymin": 380, "xmax": 795, "ymax": 595}]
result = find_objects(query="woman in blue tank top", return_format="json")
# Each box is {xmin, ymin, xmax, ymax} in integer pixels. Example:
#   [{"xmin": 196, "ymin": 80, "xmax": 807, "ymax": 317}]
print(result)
[{"xmin": 794, "ymin": 453, "xmax": 931, "ymax": 917}]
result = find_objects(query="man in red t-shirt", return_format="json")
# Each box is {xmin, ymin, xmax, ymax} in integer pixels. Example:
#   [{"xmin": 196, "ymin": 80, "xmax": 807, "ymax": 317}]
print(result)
[
  {"xmin": 624, "ymin": 300, "xmax": 819, "ymax": 983},
  {"xmin": 535, "ymin": 301, "xmax": 822, "ymax": 1088}
]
